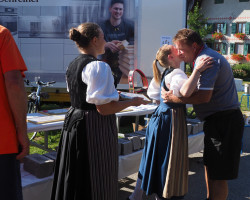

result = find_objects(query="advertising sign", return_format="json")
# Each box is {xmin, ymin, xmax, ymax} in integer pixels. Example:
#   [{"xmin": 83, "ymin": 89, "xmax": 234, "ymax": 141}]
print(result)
[{"xmin": 0, "ymin": 0, "xmax": 135, "ymax": 85}]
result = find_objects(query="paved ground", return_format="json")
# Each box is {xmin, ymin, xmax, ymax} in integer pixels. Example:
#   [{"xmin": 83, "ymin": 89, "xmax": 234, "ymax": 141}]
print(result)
[{"xmin": 118, "ymin": 127, "xmax": 250, "ymax": 200}]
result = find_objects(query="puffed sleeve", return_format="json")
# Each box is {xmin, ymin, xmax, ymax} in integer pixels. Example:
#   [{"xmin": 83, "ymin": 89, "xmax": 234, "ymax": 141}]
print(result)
[
  {"xmin": 82, "ymin": 61, "xmax": 119, "ymax": 105},
  {"xmin": 147, "ymin": 78, "xmax": 160, "ymax": 101},
  {"xmin": 165, "ymin": 68, "xmax": 188, "ymax": 97}
]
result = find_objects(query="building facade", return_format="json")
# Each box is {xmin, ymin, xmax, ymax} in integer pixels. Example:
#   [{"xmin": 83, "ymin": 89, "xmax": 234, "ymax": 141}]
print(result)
[{"xmin": 200, "ymin": 0, "xmax": 250, "ymax": 64}]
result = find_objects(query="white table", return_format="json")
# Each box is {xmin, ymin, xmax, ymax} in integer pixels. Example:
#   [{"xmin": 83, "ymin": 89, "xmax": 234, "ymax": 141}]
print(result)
[
  {"xmin": 116, "ymin": 104, "xmax": 157, "ymax": 132},
  {"xmin": 27, "ymin": 104, "xmax": 158, "ymax": 151},
  {"xmin": 27, "ymin": 104, "xmax": 158, "ymax": 133},
  {"xmin": 24, "ymin": 105, "xmax": 204, "ymax": 200},
  {"xmin": 27, "ymin": 113, "xmax": 64, "ymax": 133}
]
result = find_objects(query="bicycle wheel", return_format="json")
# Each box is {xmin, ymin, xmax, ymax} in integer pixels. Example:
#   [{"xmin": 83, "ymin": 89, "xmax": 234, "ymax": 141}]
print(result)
[{"xmin": 28, "ymin": 101, "xmax": 38, "ymax": 113}]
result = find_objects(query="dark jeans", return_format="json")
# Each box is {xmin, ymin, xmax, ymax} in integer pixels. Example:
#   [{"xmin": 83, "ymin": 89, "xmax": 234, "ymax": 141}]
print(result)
[{"xmin": 0, "ymin": 154, "xmax": 23, "ymax": 200}]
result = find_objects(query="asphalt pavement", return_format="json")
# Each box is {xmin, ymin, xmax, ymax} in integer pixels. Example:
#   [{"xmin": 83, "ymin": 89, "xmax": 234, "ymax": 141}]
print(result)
[{"xmin": 118, "ymin": 126, "xmax": 250, "ymax": 200}]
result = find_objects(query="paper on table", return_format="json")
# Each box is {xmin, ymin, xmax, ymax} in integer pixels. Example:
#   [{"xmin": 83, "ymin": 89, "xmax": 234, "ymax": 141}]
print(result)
[
  {"xmin": 119, "ymin": 92, "xmax": 151, "ymax": 102},
  {"xmin": 27, "ymin": 115, "xmax": 65, "ymax": 124},
  {"xmin": 38, "ymin": 108, "xmax": 69, "ymax": 115},
  {"xmin": 119, "ymin": 104, "xmax": 157, "ymax": 113}
]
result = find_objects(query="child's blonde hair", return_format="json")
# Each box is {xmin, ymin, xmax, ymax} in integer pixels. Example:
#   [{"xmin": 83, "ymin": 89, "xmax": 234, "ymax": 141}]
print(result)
[{"xmin": 152, "ymin": 45, "xmax": 172, "ymax": 85}]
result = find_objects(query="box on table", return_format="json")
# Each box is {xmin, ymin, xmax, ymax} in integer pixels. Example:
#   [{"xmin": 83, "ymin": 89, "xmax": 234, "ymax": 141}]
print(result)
[
  {"xmin": 118, "ymin": 138, "xmax": 133, "ymax": 155},
  {"xmin": 186, "ymin": 118, "xmax": 204, "ymax": 133},
  {"xmin": 23, "ymin": 153, "xmax": 54, "ymax": 178}
]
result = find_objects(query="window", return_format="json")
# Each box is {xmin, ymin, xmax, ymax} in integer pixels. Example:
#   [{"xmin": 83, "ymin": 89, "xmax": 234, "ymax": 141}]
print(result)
[
  {"xmin": 214, "ymin": 42, "xmax": 221, "ymax": 52},
  {"xmin": 216, "ymin": 23, "xmax": 224, "ymax": 33},
  {"xmin": 244, "ymin": 44, "xmax": 250, "ymax": 55},
  {"xmin": 239, "ymin": 0, "xmax": 249, "ymax": 2},
  {"xmin": 213, "ymin": 42, "xmax": 227, "ymax": 54},
  {"xmin": 237, "ymin": 22, "xmax": 246, "ymax": 33},
  {"xmin": 210, "ymin": 23, "xmax": 227, "ymax": 34},
  {"xmin": 230, "ymin": 43, "xmax": 235, "ymax": 54},
  {"xmin": 231, "ymin": 23, "xmax": 250, "ymax": 34},
  {"xmin": 235, "ymin": 43, "xmax": 244, "ymax": 54},
  {"xmin": 215, "ymin": 0, "xmax": 224, "ymax": 4},
  {"xmin": 230, "ymin": 43, "xmax": 246, "ymax": 55},
  {"xmin": 246, "ymin": 23, "xmax": 250, "ymax": 34}
]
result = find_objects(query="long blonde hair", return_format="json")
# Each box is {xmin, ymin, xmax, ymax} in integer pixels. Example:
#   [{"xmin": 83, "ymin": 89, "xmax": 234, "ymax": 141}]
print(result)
[{"xmin": 152, "ymin": 45, "xmax": 172, "ymax": 85}]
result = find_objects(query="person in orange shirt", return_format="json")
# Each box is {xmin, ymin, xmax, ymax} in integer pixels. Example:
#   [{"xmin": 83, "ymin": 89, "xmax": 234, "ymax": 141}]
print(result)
[{"xmin": 0, "ymin": 25, "xmax": 29, "ymax": 200}]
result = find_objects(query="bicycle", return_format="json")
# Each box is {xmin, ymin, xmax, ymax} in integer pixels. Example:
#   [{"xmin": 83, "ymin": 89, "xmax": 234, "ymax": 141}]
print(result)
[
  {"xmin": 24, "ymin": 77, "xmax": 56, "ymax": 151},
  {"xmin": 24, "ymin": 77, "xmax": 56, "ymax": 113}
]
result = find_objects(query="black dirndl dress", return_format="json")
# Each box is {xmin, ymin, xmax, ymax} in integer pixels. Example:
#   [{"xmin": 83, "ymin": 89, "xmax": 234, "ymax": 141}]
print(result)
[{"xmin": 51, "ymin": 54, "xmax": 118, "ymax": 200}]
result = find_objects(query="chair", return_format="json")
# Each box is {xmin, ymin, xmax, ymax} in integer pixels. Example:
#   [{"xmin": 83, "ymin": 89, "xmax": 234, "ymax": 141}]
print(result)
[{"xmin": 240, "ymin": 93, "xmax": 250, "ymax": 110}]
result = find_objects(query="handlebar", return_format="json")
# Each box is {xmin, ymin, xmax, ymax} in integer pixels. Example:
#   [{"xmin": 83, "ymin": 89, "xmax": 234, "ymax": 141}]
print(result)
[
  {"xmin": 24, "ymin": 78, "xmax": 56, "ymax": 87},
  {"xmin": 36, "ymin": 80, "xmax": 56, "ymax": 86}
]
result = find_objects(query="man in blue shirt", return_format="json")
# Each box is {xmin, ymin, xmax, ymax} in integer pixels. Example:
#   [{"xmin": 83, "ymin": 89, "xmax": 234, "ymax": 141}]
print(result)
[{"xmin": 162, "ymin": 28, "xmax": 244, "ymax": 200}]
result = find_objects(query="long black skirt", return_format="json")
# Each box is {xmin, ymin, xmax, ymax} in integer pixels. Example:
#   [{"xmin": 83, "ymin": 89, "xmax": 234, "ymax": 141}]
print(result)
[{"xmin": 51, "ymin": 107, "xmax": 118, "ymax": 200}]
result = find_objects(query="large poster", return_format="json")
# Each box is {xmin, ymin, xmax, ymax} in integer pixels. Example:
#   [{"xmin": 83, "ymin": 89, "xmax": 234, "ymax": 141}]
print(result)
[{"xmin": 0, "ymin": 0, "xmax": 135, "ymax": 85}]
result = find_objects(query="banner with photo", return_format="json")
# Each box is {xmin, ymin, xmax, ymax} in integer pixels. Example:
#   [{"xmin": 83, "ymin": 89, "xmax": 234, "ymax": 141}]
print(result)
[{"xmin": 0, "ymin": 0, "xmax": 135, "ymax": 85}]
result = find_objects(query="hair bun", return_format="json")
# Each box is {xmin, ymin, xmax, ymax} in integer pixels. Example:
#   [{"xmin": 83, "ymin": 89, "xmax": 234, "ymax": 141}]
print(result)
[{"xmin": 70, "ymin": 29, "xmax": 82, "ymax": 42}]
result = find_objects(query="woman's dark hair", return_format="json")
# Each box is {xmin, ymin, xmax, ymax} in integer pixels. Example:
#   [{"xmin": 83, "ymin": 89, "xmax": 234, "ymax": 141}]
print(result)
[{"xmin": 69, "ymin": 22, "xmax": 101, "ymax": 49}]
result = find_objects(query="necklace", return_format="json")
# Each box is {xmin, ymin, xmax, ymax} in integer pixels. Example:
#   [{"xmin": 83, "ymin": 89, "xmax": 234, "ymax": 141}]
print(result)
[{"xmin": 114, "ymin": 25, "xmax": 120, "ymax": 31}]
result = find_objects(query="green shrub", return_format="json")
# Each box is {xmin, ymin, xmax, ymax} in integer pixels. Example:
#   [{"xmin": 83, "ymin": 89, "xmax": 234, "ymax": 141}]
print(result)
[
  {"xmin": 185, "ymin": 63, "xmax": 192, "ymax": 76},
  {"xmin": 232, "ymin": 69, "xmax": 247, "ymax": 79},
  {"xmin": 232, "ymin": 63, "xmax": 250, "ymax": 80}
]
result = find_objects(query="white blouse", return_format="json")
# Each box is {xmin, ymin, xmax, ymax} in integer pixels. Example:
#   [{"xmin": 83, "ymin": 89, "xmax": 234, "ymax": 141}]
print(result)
[
  {"xmin": 147, "ymin": 68, "xmax": 188, "ymax": 101},
  {"xmin": 81, "ymin": 61, "xmax": 119, "ymax": 105}
]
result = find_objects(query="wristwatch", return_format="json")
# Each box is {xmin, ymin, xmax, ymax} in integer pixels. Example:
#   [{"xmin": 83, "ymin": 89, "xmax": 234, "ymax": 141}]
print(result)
[{"xmin": 128, "ymin": 69, "xmax": 148, "ymax": 93}]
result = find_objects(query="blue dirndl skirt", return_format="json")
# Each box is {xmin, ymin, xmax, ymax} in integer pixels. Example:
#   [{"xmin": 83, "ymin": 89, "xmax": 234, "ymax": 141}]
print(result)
[{"xmin": 139, "ymin": 102, "xmax": 188, "ymax": 199}]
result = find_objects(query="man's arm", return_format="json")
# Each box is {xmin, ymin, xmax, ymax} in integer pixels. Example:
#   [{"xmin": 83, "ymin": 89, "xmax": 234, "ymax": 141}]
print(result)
[
  {"xmin": 96, "ymin": 97, "xmax": 148, "ymax": 115},
  {"xmin": 180, "ymin": 57, "xmax": 213, "ymax": 97},
  {"xmin": 162, "ymin": 88, "xmax": 213, "ymax": 105},
  {"xmin": 4, "ymin": 70, "xmax": 29, "ymax": 160}
]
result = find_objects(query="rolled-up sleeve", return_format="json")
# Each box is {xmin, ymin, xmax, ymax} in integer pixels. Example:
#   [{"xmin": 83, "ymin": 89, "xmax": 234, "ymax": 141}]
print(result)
[{"xmin": 195, "ymin": 56, "xmax": 220, "ymax": 90}]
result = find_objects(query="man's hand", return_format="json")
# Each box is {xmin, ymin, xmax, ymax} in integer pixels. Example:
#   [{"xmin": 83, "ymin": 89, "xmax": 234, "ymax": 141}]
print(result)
[
  {"xmin": 16, "ymin": 130, "xmax": 29, "ymax": 160},
  {"xmin": 105, "ymin": 40, "xmax": 121, "ymax": 53},
  {"xmin": 161, "ymin": 88, "xmax": 174, "ymax": 103}
]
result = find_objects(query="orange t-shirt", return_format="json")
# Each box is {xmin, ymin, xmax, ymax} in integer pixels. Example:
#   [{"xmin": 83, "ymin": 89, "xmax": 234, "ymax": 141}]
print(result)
[{"xmin": 0, "ymin": 25, "xmax": 27, "ymax": 154}]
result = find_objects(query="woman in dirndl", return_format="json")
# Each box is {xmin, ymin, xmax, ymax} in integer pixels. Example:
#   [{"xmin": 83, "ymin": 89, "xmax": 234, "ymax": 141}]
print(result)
[
  {"xmin": 129, "ymin": 44, "xmax": 212, "ymax": 200},
  {"xmin": 50, "ymin": 22, "xmax": 147, "ymax": 200}
]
